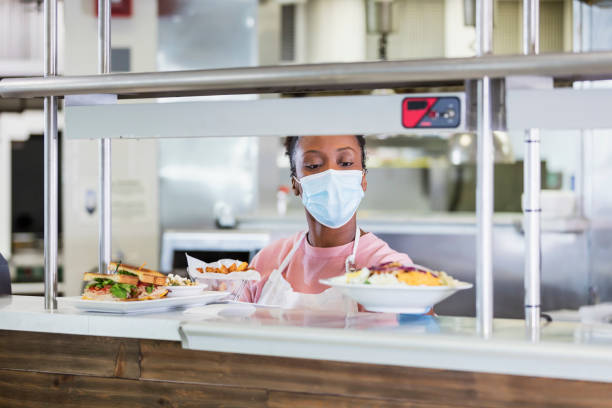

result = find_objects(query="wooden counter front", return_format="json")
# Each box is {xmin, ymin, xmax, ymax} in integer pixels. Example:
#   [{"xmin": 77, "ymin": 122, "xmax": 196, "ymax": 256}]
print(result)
[{"xmin": 1, "ymin": 330, "xmax": 611, "ymax": 407}]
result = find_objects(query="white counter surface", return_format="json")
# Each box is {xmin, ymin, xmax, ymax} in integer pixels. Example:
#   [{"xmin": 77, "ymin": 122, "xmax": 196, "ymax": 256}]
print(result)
[
  {"xmin": 0, "ymin": 295, "xmax": 190, "ymax": 341},
  {"xmin": 2, "ymin": 295, "xmax": 612, "ymax": 383}
]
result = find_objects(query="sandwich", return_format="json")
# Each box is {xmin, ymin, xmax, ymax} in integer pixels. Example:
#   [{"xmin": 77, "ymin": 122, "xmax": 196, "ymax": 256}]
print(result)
[
  {"xmin": 82, "ymin": 262, "xmax": 168, "ymax": 301},
  {"xmin": 108, "ymin": 262, "xmax": 167, "ymax": 286}
]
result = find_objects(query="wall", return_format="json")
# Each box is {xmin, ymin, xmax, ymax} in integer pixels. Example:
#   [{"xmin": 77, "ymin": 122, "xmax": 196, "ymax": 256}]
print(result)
[
  {"xmin": 306, "ymin": 0, "xmax": 366, "ymax": 62},
  {"xmin": 62, "ymin": 0, "xmax": 159, "ymax": 296},
  {"xmin": 0, "ymin": 1, "xmax": 43, "ymax": 60},
  {"xmin": 444, "ymin": 0, "xmax": 476, "ymax": 57}
]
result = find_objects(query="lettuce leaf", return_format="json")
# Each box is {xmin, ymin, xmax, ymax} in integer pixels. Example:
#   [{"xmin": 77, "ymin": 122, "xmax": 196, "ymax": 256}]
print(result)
[{"xmin": 110, "ymin": 283, "xmax": 137, "ymax": 298}]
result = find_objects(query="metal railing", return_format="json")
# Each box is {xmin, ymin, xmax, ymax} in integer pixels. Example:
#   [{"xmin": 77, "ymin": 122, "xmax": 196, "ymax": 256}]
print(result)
[
  {"xmin": 475, "ymin": 0, "xmax": 494, "ymax": 339},
  {"xmin": 98, "ymin": 0, "xmax": 112, "ymax": 279},
  {"xmin": 523, "ymin": 0, "xmax": 542, "ymax": 341},
  {"xmin": 3, "ymin": 52, "xmax": 612, "ymax": 99},
  {"xmin": 42, "ymin": 0, "xmax": 58, "ymax": 310}
]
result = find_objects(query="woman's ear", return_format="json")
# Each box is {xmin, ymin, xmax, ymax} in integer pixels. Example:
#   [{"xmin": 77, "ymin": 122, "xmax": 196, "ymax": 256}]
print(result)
[
  {"xmin": 361, "ymin": 171, "xmax": 367, "ymax": 192},
  {"xmin": 291, "ymin": 176, "xmax": 301, "ymax": 196}
]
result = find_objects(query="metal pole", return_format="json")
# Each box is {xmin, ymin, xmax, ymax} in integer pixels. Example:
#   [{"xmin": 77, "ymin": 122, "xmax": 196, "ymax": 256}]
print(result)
[
  {"xmin": 43, "ymin": 0, "xmax": 59, "ymax": 310},
  {"xmin": 98, "ymin": 0, "xmax": 112, "ymax": 274},
  {"xmin": 476, "ymin": 0, "xmax": 494, "ymax": 338},
  {"xmin": 4, "ymin": 52, "xmax": 612, "ymax": 99},
  {"xmin": 523, "ymin": 0, "xmax": 541, "ymax": 340}
]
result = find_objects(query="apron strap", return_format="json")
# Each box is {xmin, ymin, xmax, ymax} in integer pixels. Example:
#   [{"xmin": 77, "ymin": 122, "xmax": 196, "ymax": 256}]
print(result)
[
  {"xmin": 273, "ymin": 231, "xmax": 307, "ymax": 278},
  {"xmin": 344, "ymin": 225, "xmax": 360, "ymax": 274}
]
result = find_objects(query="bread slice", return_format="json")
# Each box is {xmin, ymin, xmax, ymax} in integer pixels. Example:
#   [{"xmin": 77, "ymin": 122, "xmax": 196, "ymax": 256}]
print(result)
[
  {"xmin": 108, "ymin": 262, "xmax": 167, "ymax": 285},
  {"xmin": 83, "ymin": 272, "xmax": 139, "ymax": 285}
]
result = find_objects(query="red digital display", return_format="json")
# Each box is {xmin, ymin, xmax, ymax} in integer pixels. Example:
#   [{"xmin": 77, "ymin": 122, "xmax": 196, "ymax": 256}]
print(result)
[{"xmin": 401, "ymin": 97, "xmax": 437, "ymax": 128}]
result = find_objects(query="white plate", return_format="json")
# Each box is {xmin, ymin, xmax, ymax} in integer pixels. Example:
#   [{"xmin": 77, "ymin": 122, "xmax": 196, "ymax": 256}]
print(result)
[
  {"xmin": 164, "ymin": 284, "xmax": 208, "ymax": 297},
  {"xmin": 319, "ymin": 279, "xmax": 473, "ymax": 314},
  {"xmin": 59, "ymin": 291, "xmax": 230, "ymax": 314}
]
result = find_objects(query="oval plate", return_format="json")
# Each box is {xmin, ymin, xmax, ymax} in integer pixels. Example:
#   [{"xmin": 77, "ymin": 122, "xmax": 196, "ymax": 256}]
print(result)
[
  {"xmin": 59, "ymin": 291, "xmax": 230, "ymax": 314},
  {"xmin": 319, "ymin": 279, "xmax": 473, "ymax": 314},
  {"xmin": 164, "ymin": 284, "xmax": 208, "ymax": 297}
]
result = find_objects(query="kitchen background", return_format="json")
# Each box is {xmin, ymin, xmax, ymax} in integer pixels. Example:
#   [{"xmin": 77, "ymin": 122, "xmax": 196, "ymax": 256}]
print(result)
[{"xmin": 1, "ymin": 0, "xmax": 611, "ymax": 317}]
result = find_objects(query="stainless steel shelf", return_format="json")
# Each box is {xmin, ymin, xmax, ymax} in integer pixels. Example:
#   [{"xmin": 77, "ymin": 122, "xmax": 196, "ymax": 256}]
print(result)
[{"xmin": 3, "ymin": 52, "xmax": 612, "ymax": 99}]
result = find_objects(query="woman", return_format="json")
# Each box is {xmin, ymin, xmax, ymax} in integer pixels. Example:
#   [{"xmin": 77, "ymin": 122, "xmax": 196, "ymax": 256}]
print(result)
[{"xmin": 243, "ymin": 135, "xmax": 412, "ymax": 311}]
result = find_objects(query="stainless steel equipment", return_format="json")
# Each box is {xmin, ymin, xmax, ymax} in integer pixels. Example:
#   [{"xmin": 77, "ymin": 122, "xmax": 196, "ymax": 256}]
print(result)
[
  {"xmin": 157, "ymin": 0, "xmax": 258, "ymax": 231},
  {"xmin": 160, "ymin": 230, "xmax": 269, "ymax": 274},
  {"xmin": 365, "ymin": 0, "xmax": 397, "ymax": 60},
  {"xmin": 575, "ymin": 2, "xmax": 612, "ymax": 306},
  {"xmin": 64, "ymin": 93, "xmax": 466, "ymax": 140}
]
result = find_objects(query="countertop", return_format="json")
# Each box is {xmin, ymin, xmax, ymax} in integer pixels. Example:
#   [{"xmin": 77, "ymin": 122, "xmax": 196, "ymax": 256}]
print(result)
[{"xmin": 2, "ymin": 295, "xmax": 612, "ymax": 383}]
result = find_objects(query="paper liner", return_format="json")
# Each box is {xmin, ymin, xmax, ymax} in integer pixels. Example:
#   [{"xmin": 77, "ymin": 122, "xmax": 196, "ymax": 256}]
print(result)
[{"xmin": 186, "ymin": 254, "xmax": 261, "ymax": 281}]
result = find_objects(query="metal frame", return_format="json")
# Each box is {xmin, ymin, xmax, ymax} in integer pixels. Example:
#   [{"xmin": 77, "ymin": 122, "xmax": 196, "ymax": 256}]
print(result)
[
  {"xmin": 4, "ymin": 0, "xmax": 612, "ymax": 330},
  {"xmin": 43, "ymin": 0, "xmax": 58, "ymax": 310},
  {"xmin": 98, "ymin": 0, "xmax": 112, "ymax": 276},
  {"xmin": 523, "ymin": 0, "xmax": 541, "ymax": 340},
  {"xmin": 476, "ymin": 0, "xmax": 494, "ymax": 339}
]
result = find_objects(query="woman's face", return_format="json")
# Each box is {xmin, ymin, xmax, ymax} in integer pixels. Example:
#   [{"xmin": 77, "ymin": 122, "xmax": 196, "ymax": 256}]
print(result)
[{"xmin": 291, "ymin": 135, "xmax": 367, "ymax": 196}]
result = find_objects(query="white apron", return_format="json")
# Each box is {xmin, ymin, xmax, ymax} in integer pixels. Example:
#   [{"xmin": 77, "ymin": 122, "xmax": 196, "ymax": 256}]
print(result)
[{"xmin": 257, "ymin": 227, "xmax": 360, "ymax": 313}]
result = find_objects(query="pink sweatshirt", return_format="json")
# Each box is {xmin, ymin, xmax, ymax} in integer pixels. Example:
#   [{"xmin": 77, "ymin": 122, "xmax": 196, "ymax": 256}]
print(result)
[{"xmin": 243, "ymin": 231, "xmax": 412, "ymax": 303}]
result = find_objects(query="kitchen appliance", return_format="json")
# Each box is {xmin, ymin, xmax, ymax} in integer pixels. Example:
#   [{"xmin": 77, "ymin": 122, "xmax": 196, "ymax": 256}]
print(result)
[{"xmin": 160, "ymin": 231, "xmax": 269, "ymax": 274}]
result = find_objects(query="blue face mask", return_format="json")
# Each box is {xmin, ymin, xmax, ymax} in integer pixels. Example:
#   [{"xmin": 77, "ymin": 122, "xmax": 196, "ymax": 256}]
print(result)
[{"xmin": 295, "ymin": 169, "xmax": 365, "ymax": 229}]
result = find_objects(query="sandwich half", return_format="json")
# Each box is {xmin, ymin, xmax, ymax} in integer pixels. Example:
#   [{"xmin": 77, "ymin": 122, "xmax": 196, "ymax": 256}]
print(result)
[{"xmin": 82, "ymin": 264, "xmax": 168, "ymax": 301}]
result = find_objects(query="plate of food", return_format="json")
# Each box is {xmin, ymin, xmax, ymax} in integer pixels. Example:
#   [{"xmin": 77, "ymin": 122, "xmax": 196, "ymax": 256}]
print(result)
[
  {"xmin": 59, "ymin": 262, "xmax": 229, "ymax": 314},
  {"xmin": 186, "ymin": 254, "xmax": 261, "ymax": 300},
  {"xmin": 164, "ymin": 274, "xmax": 207, "ymax": 297},
  {"xmin": 320, "ymin": 261, "xmax": 472, "ymax": 314}
]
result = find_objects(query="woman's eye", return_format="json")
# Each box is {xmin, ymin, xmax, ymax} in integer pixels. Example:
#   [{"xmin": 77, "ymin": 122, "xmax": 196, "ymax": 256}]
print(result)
[
  {"xmin": 340, "ymin": 161, "xmax": 354, "ymax": 167},
  {"xmin": 305, "ymin": 163, "xmax": 321, "ymax": 170}
]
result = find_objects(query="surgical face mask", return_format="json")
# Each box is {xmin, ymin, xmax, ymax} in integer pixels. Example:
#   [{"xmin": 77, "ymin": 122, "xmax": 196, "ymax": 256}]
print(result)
[{"xmin": 295, "ymin": 169, "xmax": 365, "ymax": 229}]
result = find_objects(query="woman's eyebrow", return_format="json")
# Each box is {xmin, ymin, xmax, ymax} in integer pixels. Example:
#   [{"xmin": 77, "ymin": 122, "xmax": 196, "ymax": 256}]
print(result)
[
  {"xmin": 336, "ymin": 147, "xmax": 356, "ymax": 153},
  {"xmin": 303, "ymin": 149, "xmax": 323, "ymax": 155}
]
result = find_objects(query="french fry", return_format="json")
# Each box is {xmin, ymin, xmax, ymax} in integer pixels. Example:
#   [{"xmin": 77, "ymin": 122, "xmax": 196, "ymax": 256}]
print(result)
[
  {"xmin": 196, "ymin": 267, "xmax": 203, "ymax": 273},
  {"xmin": 206, "ymin": 266, "xmax": 215, "ymax": 273},
  {"xmin": 220, "ymin": 264, "xmax": 229, "ymax": 274},
  {"xmin": 229, "ymin": 263, "xmax": 237, "ymax": 272},
  {"xmin": 238, "ymin": 262, "xmax": 248, "ymax": 271}
]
